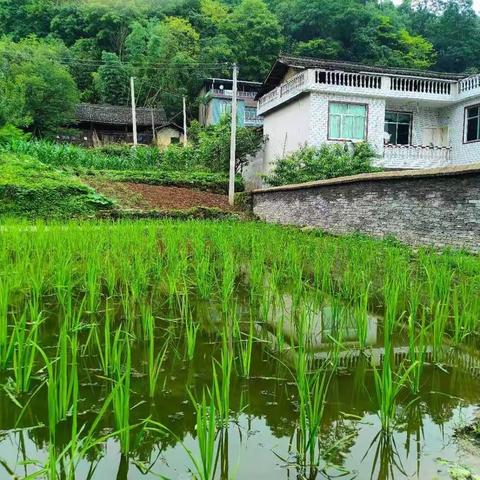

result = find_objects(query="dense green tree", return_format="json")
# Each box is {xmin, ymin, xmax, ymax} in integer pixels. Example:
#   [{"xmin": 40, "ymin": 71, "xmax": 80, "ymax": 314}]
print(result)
[
  {"xmin": 408, "ymin": 0, "xmax": 480, "ymax": 72},
  {"xmin": 68, "ymin": 38, "xmax": 102, "ymax": 101},
  {"xmin": 220, "ymin": 0, "xmax": 283, "ymax": 80},
  {"xmin": 94, "ymin": 52, "xmax": 131, "ymax": 105},
  {"xmin": 0, "ymin": 0, "xmax": 55, "ymax": 40},
  {"xmin": 277, "ymin": 0, "xmax": 436, "ymax": 68},
  {"xmin": 293, "ymin": 39, "xmax": 342, "ymax": 59},
  {"xmin": 125, "ymin": 16, "xmax": 202, "ymax": 115},
  {"xmin": 0, "ymin": 37, "xmax": 79, "ymax": 135},
  {"xmin": 0, "ymin": 0, "xmax": 479, "ymax": 138}
]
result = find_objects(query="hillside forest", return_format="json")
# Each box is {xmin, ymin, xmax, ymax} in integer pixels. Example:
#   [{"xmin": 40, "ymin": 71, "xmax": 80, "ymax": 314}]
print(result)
[{"xmin": 0, "ymin": 0, "xmax": 479, "ymax": 135}]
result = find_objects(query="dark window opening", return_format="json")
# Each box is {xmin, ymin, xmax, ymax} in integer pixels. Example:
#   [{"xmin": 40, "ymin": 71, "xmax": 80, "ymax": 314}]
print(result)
[
  {"xmin": 384, "ymin": 111, "xmax": 412, "ymax": 145},
  {"xmin": 466, "ymin": 106, "xmax": 480, "ymax": 142}
]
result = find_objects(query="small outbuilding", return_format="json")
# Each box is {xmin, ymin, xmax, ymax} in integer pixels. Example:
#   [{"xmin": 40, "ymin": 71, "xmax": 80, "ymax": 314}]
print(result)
[{"xmin": 155, "ymin": 122, "xmax": 185, "ymax": 148}]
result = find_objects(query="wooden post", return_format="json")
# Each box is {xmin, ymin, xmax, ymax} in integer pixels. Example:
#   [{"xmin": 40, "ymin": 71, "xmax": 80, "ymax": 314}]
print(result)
[
  {"xmin": 228, "ymin": 64, "xmax": 238, "ymax": 206},
  {"xmin": 130, "ymin": 77, "xmax": 138, "ymax": 147},
  {"xmin": 151, "ymin": 108, "xmax": 156, "ymax": 142}
]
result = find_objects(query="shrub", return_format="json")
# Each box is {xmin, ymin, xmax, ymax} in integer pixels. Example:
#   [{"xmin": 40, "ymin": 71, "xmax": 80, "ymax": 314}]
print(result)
[
  {"xmin": 0, "ymin": 124, "xmax": 30, "ymax": 145},
  {"xmin": 195, "ymin": 117, "xmax": 263, "ymax": 173},
  {"xmin": 0, "ymin": 153, "xmax": 114, "ymax": 218},
  {"xmin": 160, "ymin": 144, "xmax": 200, "ymax": 171},
  {"xmin": 161, "ymin": 117, "xmax": 263, "ymax": 173},
  {"xmin": 264, "ymin": 143, "xmax": 380, "ymax": 186}
]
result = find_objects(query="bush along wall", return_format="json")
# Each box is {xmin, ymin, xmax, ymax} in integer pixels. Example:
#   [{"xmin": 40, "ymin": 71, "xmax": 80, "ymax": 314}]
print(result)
[{"xmin": 264, "ymin": 143, "xmax": 380, "ymax": 186}]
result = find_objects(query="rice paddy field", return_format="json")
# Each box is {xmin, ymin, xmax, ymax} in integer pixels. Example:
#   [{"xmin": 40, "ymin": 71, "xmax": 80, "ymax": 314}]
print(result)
[{"xmin": 0, "ymin": 220, "xmax": 480, "ymax": 479}]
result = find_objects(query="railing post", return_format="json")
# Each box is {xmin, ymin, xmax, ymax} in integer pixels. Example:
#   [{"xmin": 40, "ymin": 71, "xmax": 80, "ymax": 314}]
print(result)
[{"xmin": 382, "ymin": 75, "xmax": 391, "ymax": 93}]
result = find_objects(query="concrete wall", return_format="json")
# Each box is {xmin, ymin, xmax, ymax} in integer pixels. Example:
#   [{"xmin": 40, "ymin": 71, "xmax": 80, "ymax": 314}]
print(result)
[
  {"xmin": 252, "ymin": 164, "xmax": 480, "ymax": 251},
  {"xmin": 242, "ymin": 148, "xmax": 267, "ymax": 190},
  {"xmin": 308, "ymin": 92, "xmax": 386, "ymax": 154},
  {"xmin": 262, "ymin": 92, "xmax": 386, "ymax": 169},
  {"xmin": 443, "ymin": 99, "xmax": 480, "ymax": 165},
  {"xmin": 262, "ymin": 94, "xmax": 310, "ymax": 174}
]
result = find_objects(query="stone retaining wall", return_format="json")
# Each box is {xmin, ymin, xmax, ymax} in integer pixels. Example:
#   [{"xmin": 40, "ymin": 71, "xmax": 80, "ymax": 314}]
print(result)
[{"xmin": 252, "ymin": 164, "xmax": 480, "ymax": 251}]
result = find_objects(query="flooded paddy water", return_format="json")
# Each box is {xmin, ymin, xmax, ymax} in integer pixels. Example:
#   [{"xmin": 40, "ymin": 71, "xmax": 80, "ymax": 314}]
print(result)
[{"xmin": 0, "ymin": 220, "xmax": 479, "ymax": 479}]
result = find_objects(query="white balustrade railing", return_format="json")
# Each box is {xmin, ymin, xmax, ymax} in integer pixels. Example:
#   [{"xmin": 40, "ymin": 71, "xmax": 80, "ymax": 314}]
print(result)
[
  {"xmin": 210, "ymin": 89, "xmax": 257, "ymax": 98},
  {"xmin": 314, "ymin": 69, "xmax": 382, "ymax": 89},
  {"xmin": 390, "ymin": 76, "xmax": 452, "ymax": 95},
  {"xmin": 459, "ymin": 74, "xmax": 480, "ymax": 93},
  {"xmin": 258, "ymin": 67, "xmax": 473, "ymax": 113},
  {"xmin": 279, "ymin": 71, "xmax": 306, "ymax": 96},
  {"xmin": 383, "ymin": 144, "xmax": 452, "ymax": 168},
  {"xmin": 258, "ymin": 88, "xmax": 278, "ymax": 108}
]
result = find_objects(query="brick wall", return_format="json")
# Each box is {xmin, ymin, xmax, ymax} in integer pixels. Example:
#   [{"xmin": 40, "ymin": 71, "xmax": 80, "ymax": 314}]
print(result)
[
  {"xmin": 308, "ymin": 92, "xmax": 386, "ymax": 154},
  {"xmin": 252, "ymin": 165, "xmax": 480, "ymax": 252},
  {"xmin": 443, "ymin": 99, "xmax": 480, "ymax": 165}
]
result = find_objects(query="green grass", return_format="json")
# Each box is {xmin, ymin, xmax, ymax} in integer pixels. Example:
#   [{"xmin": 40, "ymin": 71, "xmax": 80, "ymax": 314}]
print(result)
[
  {"xmin": 0, "ymin": 153, "xmax": 114, "ymax": 218},
  {"xmin": 91, "ymin": 169, "xmax": 244, "ymax": 194}
]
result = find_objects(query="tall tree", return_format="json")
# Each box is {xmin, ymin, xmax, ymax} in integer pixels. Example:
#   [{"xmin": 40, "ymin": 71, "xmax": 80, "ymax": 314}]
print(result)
[
  {"xmin": 220, "ymin": 0, "xmax": 284, "ymax": 80},
  {"xmin": 94, "ymin": 52, "xmax": 131, "ymax": 105},
  {"xmin": 144, "ymin": 17, "xmax": 203, "ymax": 115},
  {"xmin": 0, "ymin": 37, "xmax": 79, "ymax": 135},
  {"xmin": 408, "ymin": 0, "xmax": 480, "ymax": 72}
]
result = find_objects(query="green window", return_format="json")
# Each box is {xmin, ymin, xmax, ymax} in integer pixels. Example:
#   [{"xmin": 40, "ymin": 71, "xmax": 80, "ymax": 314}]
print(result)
[
  {"xmin": 466, "ymin": 105, "xmax": 480, "ymax": 142},
  {"xmin": 384, "ymin": 111, "xmax": 412, "ymax": 145},
  {"xmin": 328, "ymin": 102, "xmax": 367, "ymax": 141}
]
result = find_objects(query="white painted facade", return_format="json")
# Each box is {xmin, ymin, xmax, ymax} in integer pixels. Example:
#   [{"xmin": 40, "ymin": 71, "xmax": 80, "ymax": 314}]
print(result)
[{"xmin": 257, "ymin": 60, "xmax": 480, "ymax": 174}]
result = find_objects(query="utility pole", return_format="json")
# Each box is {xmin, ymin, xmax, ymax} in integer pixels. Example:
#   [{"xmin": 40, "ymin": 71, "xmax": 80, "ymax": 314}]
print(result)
[
  {"xmin": 182, "ymin": 96, "xmax": 188, "ymax": 146},
  {"xmin": 228, "ymin": 63, "xmax": 238, "ymax": 206},
  {"xmin": 130, "ymin": 77, "xmax": 138, "ymax": 147},
  {"xmin": 151, "ymin": 108, "xmax": 156, "ymax": 144}
]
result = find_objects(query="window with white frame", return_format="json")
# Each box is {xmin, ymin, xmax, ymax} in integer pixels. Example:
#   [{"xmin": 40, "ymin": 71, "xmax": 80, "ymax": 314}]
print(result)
[
  {"xmin": 465, "ymin": 105, "xmax": 480, "ymax": 142},
  {"xmin": 384, "ymin": 111, "xmax": 412, "ymax": 145},
  {"xmin": 328, "ymin": 102, "xmax": 367, "ymax": 141}
]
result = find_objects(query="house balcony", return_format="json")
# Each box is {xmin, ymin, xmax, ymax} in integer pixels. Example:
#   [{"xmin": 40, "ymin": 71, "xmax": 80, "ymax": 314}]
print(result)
[
  {"xmin": 257, "ymin": 69, "xmax": 480, "ymax": 115},
  {"xmin": 381, "ymin": 144, "xmax": 452, "ymax": 169},
  {"xmin": 245, "ymin": 116, "xmax": 263, "ymax": 127},
  {"xmin": 208, "ymin": 88, "xmax": 257, "ymax": 99}
]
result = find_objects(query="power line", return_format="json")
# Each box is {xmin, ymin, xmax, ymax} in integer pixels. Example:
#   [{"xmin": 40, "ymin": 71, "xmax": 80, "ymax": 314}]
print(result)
[{"xmin": 1, "ymin": 51, "xmax": 233, "ymax": 69}]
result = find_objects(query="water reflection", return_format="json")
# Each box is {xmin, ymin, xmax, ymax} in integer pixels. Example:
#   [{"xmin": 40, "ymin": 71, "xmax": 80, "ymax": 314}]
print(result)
[{"xmin": 0, "ymin": 294, "xmax": 478, "ymax": 479}]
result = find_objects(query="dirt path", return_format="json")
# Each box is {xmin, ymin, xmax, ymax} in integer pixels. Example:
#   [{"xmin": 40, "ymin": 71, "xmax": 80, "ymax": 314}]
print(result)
[{"xmin": 85, "ymin": 178, "xmax": 234, "ymax": 211}]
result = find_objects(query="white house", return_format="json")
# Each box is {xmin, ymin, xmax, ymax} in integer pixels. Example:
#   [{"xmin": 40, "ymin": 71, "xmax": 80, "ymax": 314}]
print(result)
[{"xmin": 256, "ymin": 55, "xmax": 480, "ymax": 172}]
